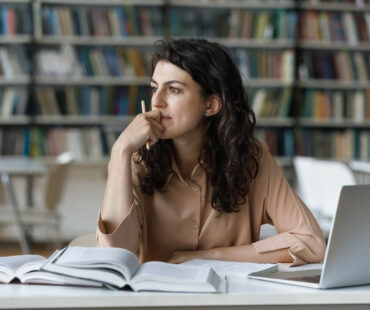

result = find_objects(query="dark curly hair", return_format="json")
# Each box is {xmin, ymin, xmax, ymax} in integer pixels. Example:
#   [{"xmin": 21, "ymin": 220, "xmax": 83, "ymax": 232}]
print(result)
[{"xmin": 135, "ymin": 39, "xmax": 261, "ymax": 213}]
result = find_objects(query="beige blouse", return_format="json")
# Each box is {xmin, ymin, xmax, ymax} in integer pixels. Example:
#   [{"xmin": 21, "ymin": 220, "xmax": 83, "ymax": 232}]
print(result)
[{"xmin": 97, "ymin": 145, "xmax": 326, "ymax": 266}]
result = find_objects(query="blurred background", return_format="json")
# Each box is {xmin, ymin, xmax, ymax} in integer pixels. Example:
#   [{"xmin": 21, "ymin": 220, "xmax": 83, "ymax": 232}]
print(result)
[{"xmin": 0, "ymin": 0, "xmax": 369, "ymax": 256}]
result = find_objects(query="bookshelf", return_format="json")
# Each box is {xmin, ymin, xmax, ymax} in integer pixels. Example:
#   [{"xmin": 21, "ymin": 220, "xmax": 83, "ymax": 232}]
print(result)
[
  {"xmin": 0, "ymin": 0, "xmax": 369, "ymax": 163},
  {"xmin": 0, "ymin": 0, "xmax": 33, "ymax": 162},
  {"xmin": 28, "ymin": 0, "xmax": 165, "ymax": 161},
  {"xmin": 295, "ymin": 0, "xmax": 370, "ymax": 161}
]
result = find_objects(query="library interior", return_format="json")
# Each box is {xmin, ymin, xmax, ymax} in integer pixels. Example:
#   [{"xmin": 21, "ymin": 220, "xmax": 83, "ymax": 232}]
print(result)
[{"xmin": 0, "ymin": 0, "xmax": 369, "ymax": 259}]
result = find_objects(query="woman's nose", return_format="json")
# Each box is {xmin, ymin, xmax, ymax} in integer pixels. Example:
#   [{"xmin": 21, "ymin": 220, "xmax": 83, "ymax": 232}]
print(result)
[{"xmin": 151, "ymin": 88, "xmax": 167, "ymax": 108}]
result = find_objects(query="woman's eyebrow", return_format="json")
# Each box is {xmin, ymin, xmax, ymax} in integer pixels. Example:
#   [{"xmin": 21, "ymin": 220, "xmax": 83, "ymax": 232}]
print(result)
[{"xmin": 150, "ymin": 79, "xmax": 186, "ymax": 86}]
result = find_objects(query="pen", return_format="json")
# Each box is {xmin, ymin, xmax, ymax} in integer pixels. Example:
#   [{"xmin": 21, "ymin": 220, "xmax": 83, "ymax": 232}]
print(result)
[{"xmin": 141, "ymin": 100, "xmax": 150, "ymax": 150}]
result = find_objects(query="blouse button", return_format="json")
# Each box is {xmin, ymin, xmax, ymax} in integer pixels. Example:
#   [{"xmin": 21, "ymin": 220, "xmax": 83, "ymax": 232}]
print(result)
[
  {"xmin": 192, "ymin": 220, "xmax": 199, "ymax": 229},
  {"xmin": 192, "ymin": 185, "xmax": 199, "ymax": 191}
]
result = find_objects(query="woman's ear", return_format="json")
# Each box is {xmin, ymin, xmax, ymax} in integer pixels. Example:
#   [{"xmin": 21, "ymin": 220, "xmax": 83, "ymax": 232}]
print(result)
[{"xmin": 205, "ymin": 95, "xmax": 222, "ymax": 117}]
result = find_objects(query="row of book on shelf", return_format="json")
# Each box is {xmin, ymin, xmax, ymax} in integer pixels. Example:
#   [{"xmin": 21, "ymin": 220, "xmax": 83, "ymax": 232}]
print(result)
[
  {"xmin": 250, "ymin": 88, "xmax": 292, "ymax": 118},
  {"xmin": 0, "ymin": 5, "xmax": 31, "ymax": 35},
  {"xmin": 40, "ymin": 5, "xmax": 299, "ymax": 40},
  {"xmin": 2, "ymin": 127, "xmax": 370, "ymax": 161},
  {"xmin": 300, "ymin": 11, "xmax": 370, "ymax": 43},
  {"xmin": 233, "ymin": 49, "xmax": 294, "ymax": 82},
  {"xmin": 41, "ymin": 5, "xmax": 370, "ymax": 42},
  {"xmin": 298, "ymin": 51, "xmax": 369, "ymax": 81},
  {"xmin": 299, "ymin": 89, "xmax": 370, "ymax": 120},
  {"xmin": 256, "ymin": 128, "xmax": 370, "ymax": 161},
  {"xmin": 36, "ymin": 45, "xmax": 150, "ymax": 78},
  {"xmin": 34, "ymin": 86, "xmax": 149, "ymax": 116},
  {"xmin": 42, "ymin": 5, "xmax": 163, "ymax": 37},
  {"xmin": 251, "ymin": 89, "xmax": 370, "ymax": 121},
  {"xmin": 1, "ymin": 43, "xmax": 368, "ymax": 84},
  {"xmin": 170, "ymin": 7, "xmax": 297, "ymax": 39},
  {"xmin": 0, "ymin": 127, "xmax": 108, "ymax": 160},
  {"xmin": 3, "ymin": 1, "xmax": 370, "ymax": 40},
  {"xmin": 0, "ymin": 87, "xmax": 28, "ymax": 117},
  {"xmin": 0, "ymin": 46, "xmax": 29, "ymax": 77},
  {"xmin": 1, "ymin": 86, "xmax": 370, "ymax": 120}
]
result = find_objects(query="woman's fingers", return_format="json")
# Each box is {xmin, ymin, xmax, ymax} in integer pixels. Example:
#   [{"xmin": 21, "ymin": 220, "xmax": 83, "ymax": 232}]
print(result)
[
  {"xmin": 143, "ymin": 109, "xmax": 161, "ymax": 121},
  {"xmin": 113, "ymin": 110, "xmax": 164, "ymax": 153}
]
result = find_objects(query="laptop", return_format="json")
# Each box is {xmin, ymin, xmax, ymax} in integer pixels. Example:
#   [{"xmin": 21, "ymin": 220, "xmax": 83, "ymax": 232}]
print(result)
[{"xmin": 248, "ymin": 185, "xmax": 370, "ymax": 289}]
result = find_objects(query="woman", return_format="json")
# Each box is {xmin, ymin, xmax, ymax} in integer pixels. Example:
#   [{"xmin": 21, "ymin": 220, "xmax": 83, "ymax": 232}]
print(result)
[{"xmin": 97, "ymin": 39, "xmax": 326, "ymax": 266}]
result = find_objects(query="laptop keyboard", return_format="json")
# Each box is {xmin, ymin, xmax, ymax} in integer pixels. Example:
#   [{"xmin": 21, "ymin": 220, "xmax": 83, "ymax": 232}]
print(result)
[{"xmin": 288, "ymin": 275, "xmax": 321, "ymax": 284}]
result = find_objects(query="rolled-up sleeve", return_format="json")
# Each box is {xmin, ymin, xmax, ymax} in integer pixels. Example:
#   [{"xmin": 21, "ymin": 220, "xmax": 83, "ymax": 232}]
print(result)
[
  {"xmin": 251, "ymin": 146, "xmax": 326, "ymax": 266},
  {"xmin": 96, "ymin": 199, "xmax": 142, "ymax": 256},
  {"xmin": 96, "ymin": 157, "xmax": 144, "ymax": 257}
]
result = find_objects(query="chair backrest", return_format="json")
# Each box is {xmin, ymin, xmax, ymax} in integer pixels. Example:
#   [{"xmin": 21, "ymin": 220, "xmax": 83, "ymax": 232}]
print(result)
[
  {"xmin": 68, "ymin": 233, "xmax": 96, "ymax": 247},
  {"xmin": 293, "ymin": 156, "xmax": 356, "ymax": 218},
  {"xmin": 44, "ymin": 152, "xmax": 73, "ymax": 210}
]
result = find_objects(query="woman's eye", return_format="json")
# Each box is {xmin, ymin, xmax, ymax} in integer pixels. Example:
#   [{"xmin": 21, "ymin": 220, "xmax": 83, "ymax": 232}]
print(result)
[
  {"xmin": 169, "ymin": 86, "xmax": 180, "ymax": 93},
  {"xmin": 150, "ymin": 86, "xmax": 157, "ymax": 93}
]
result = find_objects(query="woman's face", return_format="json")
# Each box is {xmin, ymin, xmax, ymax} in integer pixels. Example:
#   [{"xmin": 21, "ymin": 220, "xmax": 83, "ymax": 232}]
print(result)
[{"xmin": 150, "ymin": 60, "xmax": 208, "ymax": 141}]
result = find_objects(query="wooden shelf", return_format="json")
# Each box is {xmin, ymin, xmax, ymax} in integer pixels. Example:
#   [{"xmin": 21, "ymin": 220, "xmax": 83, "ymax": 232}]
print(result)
[
  {"xmin": 40, "ymin": 0, "xmax": 164, "ymax": 5},
  {"xmin": 36, "ymin": 36, "xmax": 163, "ymax": 46},
  {"xmin": 300, "ymin": 2, "xmax": 370, "ymax": 12},
  {"xmin": 171, "ymin": 37, "xmax": 295, "ymax": 49},
  {"xmin": 297, "ymin": 80, "xmax": 370, "ymax": 90},
  {"xmin": 0, "ymin": 116, "xmax": 31, "ymax": 125},
  {"xmin": 298, "ymin": 41, "xmax": 370, "ymax": 51},
  {"xmin": 0, "ymin": 76, "xmax": 31, "ymax": 85},
  {"xmin": 0, "ymin": 35, "xmax": 32, "ymax": 44},
  {"xmin": 33, "ymin": 115, "xmax": 134, "ymax": 125},
  {"xmin": 256, "ymin": 117, "xmax": 295, "ymax": 127},
  {"xmin": 246, "ymin": 79, "xmax": 293, "ymax": 88},
  {"xmin": 298, "ymin": 119, "xmax": 370, "ymax": 128},
  {"xmin": 0, "ymin": 0, "xmax": 31, "ymax": 3},
  {"xmin": 169, "ymin": 0, "xmax": 296, "ymax": 9},
  {"xmin": 35, "ymin": 76, "xmax": 150, "ymax": 86}
]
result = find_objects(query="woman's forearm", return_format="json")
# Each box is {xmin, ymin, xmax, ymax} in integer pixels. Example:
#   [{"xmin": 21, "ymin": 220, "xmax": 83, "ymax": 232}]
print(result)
[
  {"xmin": 168, "ymin": 245, "xmax": 293, "ymax": 264},
  {"xmin": 208, "ymin": 244, "xmax": 293, "ymax": 264},
  {"xmin": 100, "ymin": 146, "xmax": 134, "ymax": 234}
]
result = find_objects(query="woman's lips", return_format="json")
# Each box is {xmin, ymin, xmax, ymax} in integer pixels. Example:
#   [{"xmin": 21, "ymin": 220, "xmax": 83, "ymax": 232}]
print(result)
[{"xmin": 160, "ymin": 115, "xmax": 171, "ymax": 121}]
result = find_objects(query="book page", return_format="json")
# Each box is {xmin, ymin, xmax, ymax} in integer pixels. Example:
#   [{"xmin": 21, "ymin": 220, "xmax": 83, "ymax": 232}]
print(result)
[
  {"xmin": 51, "ymin": 247, "xmax": 140, "ymax": 280},
  {"xmin": 0, "ymin": 255, "xmax": 45, "ymax": 283},
  {"xmin": 181, "ymin": 259, "xmax": 276, "ymax": 278},
  {"xmin": 19, "ymin": 269, "xmax": 103, "ymax": 287},
  {"xmin": 130, "ymin": 261, "xmax": 225, "ymax": 293},
  {"xmin": 16, "ymin": 259, "xmax": 46, "ymax": 278}
]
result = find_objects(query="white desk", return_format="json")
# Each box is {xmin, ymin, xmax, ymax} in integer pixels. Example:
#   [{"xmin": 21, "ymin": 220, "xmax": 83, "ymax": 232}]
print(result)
[
  {"xmin": 1, "ymin": 278, "xmax": 370, "ymax": 310},
  {"xmin": 0, "ymin": 157, "xmax": 45, "ymax": 254}
]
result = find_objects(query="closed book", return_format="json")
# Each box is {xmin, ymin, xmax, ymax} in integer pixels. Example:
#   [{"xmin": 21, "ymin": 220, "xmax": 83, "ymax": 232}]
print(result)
[
  {"xmin": 108, "ymin": 8, "xmax": 121, "ymax": 37},
  {"xmin": 343, "ymin": 12, "xmax": 359, "ymax": 44},
  {"xmin": 7, "ymin": 7, "xmax": 15, "ymax": 35},
  {"xmin": 1, "ymin": 6, "xmax": 8, "ymax": 34},
  {"xmin": 330, "ymin": 12, "xmax": 345, "ymax": 41}
]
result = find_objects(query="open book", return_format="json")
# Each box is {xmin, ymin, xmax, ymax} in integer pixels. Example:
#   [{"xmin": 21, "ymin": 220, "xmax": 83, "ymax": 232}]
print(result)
[
  {"xmin": 41, "ymin": 246, "xmax": 226, "ymax": 293},
  {"xmin": 0, "ymin": 254, "xmax": 102, "ymax": 287}
]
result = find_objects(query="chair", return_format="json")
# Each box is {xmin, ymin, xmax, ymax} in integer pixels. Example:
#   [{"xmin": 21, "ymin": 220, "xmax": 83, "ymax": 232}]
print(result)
[
  {"xmin": 293, "ymin": 156, "xmax": 357, "ymax": 237},
  {"xmin": 0, "ymin": 152, "xmax": 73, "ymax": 250},
  {"xmin": 68, "ymin": 232, "xmax": 96, "ymax": 247}
]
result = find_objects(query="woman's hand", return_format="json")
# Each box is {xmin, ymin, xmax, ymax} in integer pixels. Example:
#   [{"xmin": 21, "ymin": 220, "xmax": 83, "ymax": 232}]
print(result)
[
  {"xmin": 113, "ymin": 110, "xmax": 164, "ymax": 155},
  {"xmin": 168, "ymin": 250, "xmax": 212, "ymax": 264}
]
